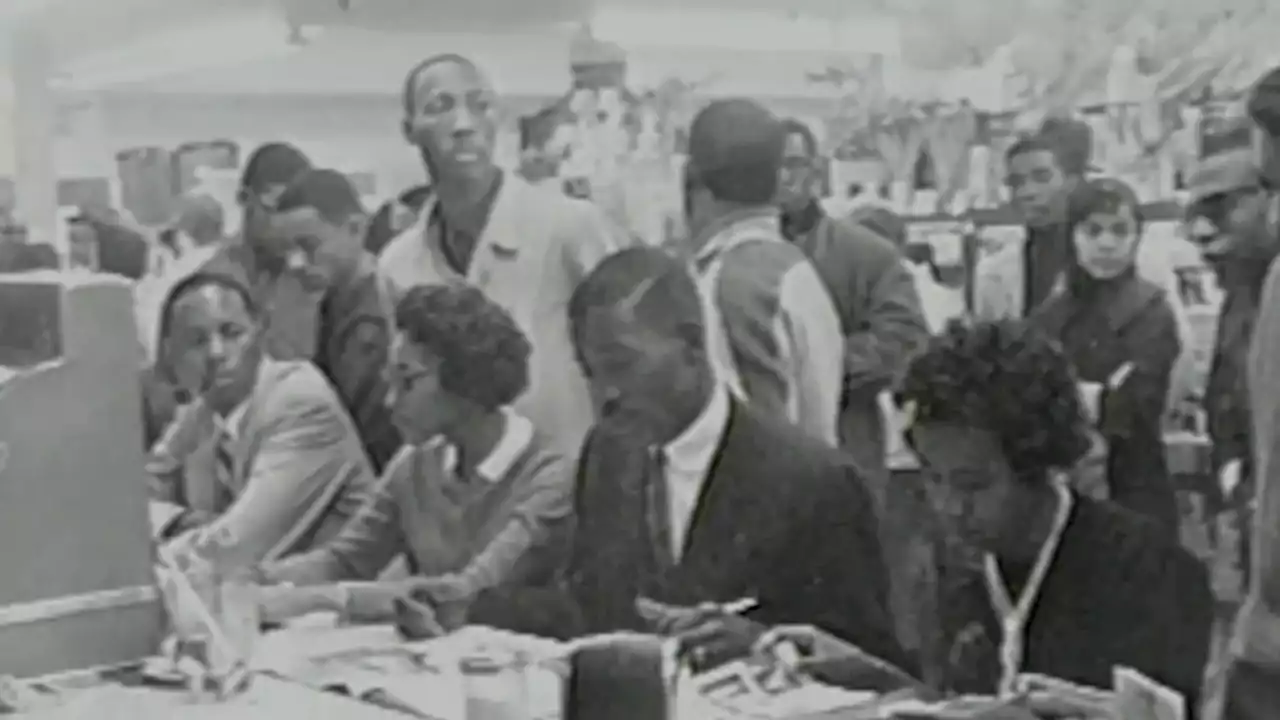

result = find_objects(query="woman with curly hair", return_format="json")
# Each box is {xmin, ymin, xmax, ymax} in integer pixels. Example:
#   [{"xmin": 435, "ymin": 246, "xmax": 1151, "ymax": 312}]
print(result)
[
  {"xmin": 896, "ymin": 320, "xmax": 1212, "ymax": 711},
  {"xmin": 1029, "ymin": 176, "xmax": 1182, "ymax": 537},
  {"xmin": 254, "ymin": 282, "xmax": 573, "ymax": 631}
]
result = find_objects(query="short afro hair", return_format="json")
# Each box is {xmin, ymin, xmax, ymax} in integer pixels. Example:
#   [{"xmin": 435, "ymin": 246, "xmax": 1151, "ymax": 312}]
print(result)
[
  {"xmin": 896, "ymin": 319, "xmax": 1092, "ymax": 482},
  {"xmin": 394, "ymin": 282, "xmax": 531, "ymax": 412}
]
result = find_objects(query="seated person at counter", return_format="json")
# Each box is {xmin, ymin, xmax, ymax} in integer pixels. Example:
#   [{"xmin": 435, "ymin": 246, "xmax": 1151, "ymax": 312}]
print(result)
[
  {"xmin": 561, "ymin": 246, "xmax": 907, "ymax": 673},
  {"xmin": 896, "ymin": 320, "xmax": 1212, "ymax": 705},
  {"xmin": 256, "ymin": 283, "xmax": 574, "ymax": 626},
  {"xmin": 150, "ymin": 269, "xmax": 381, "ymax": 569}
]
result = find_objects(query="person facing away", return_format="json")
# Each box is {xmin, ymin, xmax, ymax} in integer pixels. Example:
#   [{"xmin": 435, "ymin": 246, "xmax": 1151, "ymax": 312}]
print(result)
[
  {"xmin": 1222, "ymin": 63, "xmax": 1280, "ymax": 720},
  {"xmin": 1028, "ymin": 178, "xmax": 1182, "ymax": 536},
  {"xmin": 974, "ymin": 119, "xmax": 1091, "ymax": 320},
  {"xmin": 558, "ymin": 246, "xmax": 908, "ymax": 675},
  {"xmin": 147, "ymin": 269, "xmax": 382, "ymax": 571},
  {"xmin": 898, "ymin": 320, "xmax": 1212, "ymax": 708},
  {"xmin": 776, "ymin": 117, "xmax": 929, "ymax": 488},
  {"xmin": 377, "ymin": 53, "xmax": 632, "ymax": 458},
  {"xmin": 675, "ymin": 99, "xmax": 843, "ymax": 445},
  {"xmin": 256, "ymin": 283, "xmax": 573, "ymax": 629}
]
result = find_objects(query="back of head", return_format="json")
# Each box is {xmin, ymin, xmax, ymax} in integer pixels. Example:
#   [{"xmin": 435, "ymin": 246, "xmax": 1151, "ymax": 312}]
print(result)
[
  {"xmin": 569, "ymin": 247, "xmax": 704, "ymax": 344},
  {"xmin": 239, "ymin": 142, "xmax": 312, "ymax": 196},
  {"xmin": 275, "ymin": 168, "xmax": 365, "ymax": 224},
  {"xmin": 687, "ymin": 98, "xmax": 785, "ymax": 205},
  {"xmin": 1035, "ymin": 116, "xmax": 1094, "ymax": 178}
]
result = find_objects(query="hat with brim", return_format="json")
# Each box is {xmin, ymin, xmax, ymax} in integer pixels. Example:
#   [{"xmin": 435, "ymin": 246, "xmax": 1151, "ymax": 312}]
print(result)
[{"xmin": 1187, "ymin": 149, "xmax": 1260, "ymax": 204}]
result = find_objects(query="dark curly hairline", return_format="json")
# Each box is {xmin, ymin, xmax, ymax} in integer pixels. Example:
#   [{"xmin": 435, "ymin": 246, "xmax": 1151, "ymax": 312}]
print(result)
[
  {"xmin": 896, "ymin": 319, "xmax": 1093, "ymax": 482},
  {"xmin": 393, "ymin": 283, "xmax": 532, "ymax": 412}
]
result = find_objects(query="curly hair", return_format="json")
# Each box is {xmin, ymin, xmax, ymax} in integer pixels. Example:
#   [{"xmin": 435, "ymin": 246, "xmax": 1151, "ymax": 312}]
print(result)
[
  {"xmin": 895, "ymin": 319, "xmax": 1092, "ymax": 482},
  {"xmin": 394, "ymin": 283, "xmax": 531, "ymax": 412}
]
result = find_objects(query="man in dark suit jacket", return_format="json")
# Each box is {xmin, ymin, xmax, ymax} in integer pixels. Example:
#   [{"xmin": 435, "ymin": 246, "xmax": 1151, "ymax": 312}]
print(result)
[{"xmin": 561, "ymin": 245, "xmax": 909, "ymax": 673}]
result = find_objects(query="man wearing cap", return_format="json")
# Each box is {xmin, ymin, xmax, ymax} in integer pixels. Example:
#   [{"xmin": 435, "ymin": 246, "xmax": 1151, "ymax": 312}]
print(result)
[
  {"xmin": 676, "ymin": 100, "xmax": 843, "ymax": 445},
  {"xmin": 378, "ymin": 54, "xmax": 631, "ymax": 457},
  {"xmin": 1223, "ymin": 64, "xmax": 1280, "ymax": 720},
  {"xmin": 1187, "ymin": 145, "xmax": 1272, "ymax": 525}
]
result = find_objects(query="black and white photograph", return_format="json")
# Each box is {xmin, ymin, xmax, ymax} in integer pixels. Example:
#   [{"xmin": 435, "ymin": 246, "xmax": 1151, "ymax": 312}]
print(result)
[{"xmin": 1, "ymin": 1, "xmax": 1279, "ymax": 718}]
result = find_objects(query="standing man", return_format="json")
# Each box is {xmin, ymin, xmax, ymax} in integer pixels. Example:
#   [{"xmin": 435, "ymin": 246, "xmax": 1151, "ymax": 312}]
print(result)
[
  {"xmin": 974, "ymin": 118, "xmax": 1092, "ymax": 320},
  {"xmin": 777, "ymin": 118, "xmax": 928, "ymax": 485},
  {"xmin": 378, "ymin": 53, "xmax": 631, "ymax": 456},
  {"xmin": 677, "ymin": 99, "xmax": 843, "ymax": 445},
  {"xmin": 778, "ymin": 117, "xmax": 930, "ymax": 656},
  {"xmin": 1223, "ymin": 64, "xmax": 1280, "ymax": 720}
]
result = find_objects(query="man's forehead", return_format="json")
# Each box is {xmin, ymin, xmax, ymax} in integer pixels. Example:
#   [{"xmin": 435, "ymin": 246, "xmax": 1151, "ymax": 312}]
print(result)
[
  {"xmin": 273, "ymin": 206, "xmax": 328, "ymax": 233},
  {"xmin": 171, "ymin": 284, "xmax": 250, "ymax": 319},
  {"xmin": 1009, "ymin": 149, "xmax": 1060, "ymax": 172},
  {"xmin": 412, "ymin": 59, "xmax": 491, "ymax": 98}
]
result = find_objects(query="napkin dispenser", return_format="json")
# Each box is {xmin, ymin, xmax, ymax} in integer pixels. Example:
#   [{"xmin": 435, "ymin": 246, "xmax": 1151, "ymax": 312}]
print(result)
[
  {"xmin": 565, "ymin": 633, "xmax": 679, "ymax": 720},
  {"xmin": 0, "ymin": 273, "xmax": 164, "ymax": 677}
]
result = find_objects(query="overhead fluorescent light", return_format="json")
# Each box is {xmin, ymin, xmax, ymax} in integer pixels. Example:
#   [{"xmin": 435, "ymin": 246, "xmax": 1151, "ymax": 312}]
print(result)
[
  {"xmin": 53, "ymin": 9, "xmax": 316, "ymax": 91},
  {"xmin": 590, "ymin": 8, "xmax": 900, "ymax": 55}
]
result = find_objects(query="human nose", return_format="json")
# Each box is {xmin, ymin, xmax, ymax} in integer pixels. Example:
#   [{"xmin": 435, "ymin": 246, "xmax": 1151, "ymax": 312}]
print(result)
[{"xmin": 452, "ymin": 104, "xmax": 478, "ymax": 137}]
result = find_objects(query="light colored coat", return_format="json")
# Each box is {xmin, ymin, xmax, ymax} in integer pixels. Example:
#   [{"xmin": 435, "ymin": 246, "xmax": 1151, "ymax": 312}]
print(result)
[
  {"xmin": 377, "ymin": 173, "xmax": 632, "ymax": 456},
  {"xmin": 693, "ymin": 209, "xmax": 844, "ymax": 446},
  {"xmin": 173, "ymin": 358, "xmax": 381, "ymax": 569}
]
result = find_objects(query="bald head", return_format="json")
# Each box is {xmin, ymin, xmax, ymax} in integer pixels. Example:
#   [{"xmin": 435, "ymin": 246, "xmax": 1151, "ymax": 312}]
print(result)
[
  {"xmin": 175, "ymin": 193, "xmax": 225, "ymax": 244},
  {"xmin": 686, "ymin": 98, "xmax": 785, "ymax": 205}
]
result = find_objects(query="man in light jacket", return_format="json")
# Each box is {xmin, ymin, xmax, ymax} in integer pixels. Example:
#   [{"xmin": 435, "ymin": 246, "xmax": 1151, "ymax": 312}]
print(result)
[{"xmin": 669, "ymin": 100, "xmax": 843, "ymax": 446}]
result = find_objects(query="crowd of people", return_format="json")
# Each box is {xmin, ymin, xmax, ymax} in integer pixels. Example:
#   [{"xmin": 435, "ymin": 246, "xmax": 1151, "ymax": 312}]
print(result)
[{"xmin": 9, "ymin": 50, "xmax": 1280, "ymax": 719}]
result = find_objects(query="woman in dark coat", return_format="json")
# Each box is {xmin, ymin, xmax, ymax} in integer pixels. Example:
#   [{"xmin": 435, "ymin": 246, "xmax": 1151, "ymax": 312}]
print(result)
[
  {"xmin": 1029, "ymin": 178, "xmax": 1182, "ymax": 537},
  {"xmin": 898, "ymin": 320, "xmax": 1212, "ymax": 712}
]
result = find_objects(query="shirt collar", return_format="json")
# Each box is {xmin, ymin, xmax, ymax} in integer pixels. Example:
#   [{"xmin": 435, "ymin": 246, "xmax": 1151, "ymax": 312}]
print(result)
[
  {"xmin": 212, "ymin": 358, "xmax": 271, "ymax": 441},
  {"xmin": 435, "ymin": 407, "xmax": 535, "ymax": 483},
  {"xmin": 692, "ymin": 207, "xmax": 780, "ymax": 263},
  {"xmin": 662, "ymin": 384, "xmax": 731, "ymax": 472}
]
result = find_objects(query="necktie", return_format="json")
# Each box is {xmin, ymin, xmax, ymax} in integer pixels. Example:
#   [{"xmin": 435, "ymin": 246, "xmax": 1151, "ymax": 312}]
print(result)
[
  {"xmin": 212, "ymin": 428, "xmax": 237, "ymax": 510},
  {"xmin": 643, "ymin": 448, "xmax": 676, "ymax": 571}
]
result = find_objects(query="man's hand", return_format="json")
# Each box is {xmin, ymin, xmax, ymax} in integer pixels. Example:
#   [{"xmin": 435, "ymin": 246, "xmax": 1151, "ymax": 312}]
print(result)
[
  {"xmin": 635, "ymin": 599, "xmax": 764, "ymax": 672},
  {"xmin": 404, "ymin": 574, "xmax": 477, "ymax": 633},
  {"xmin": 152, "ymin": 399, "xmax": 215, "ymax": 465},
  {"xmin": 754, "ymin": 625, "xmax": 921, "ymax": 694}
]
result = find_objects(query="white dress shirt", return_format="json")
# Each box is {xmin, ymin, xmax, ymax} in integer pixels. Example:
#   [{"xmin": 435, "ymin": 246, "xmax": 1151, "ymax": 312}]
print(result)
[{"xmin": 660, "ymin": 384, "xmax": 731, "ymax": 561}]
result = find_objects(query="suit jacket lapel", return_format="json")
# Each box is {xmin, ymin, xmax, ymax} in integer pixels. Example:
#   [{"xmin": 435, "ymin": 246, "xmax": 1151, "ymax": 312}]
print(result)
[{"xmin": 676, "ymin": 401, "xmax": 757, "ymax": 597}]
